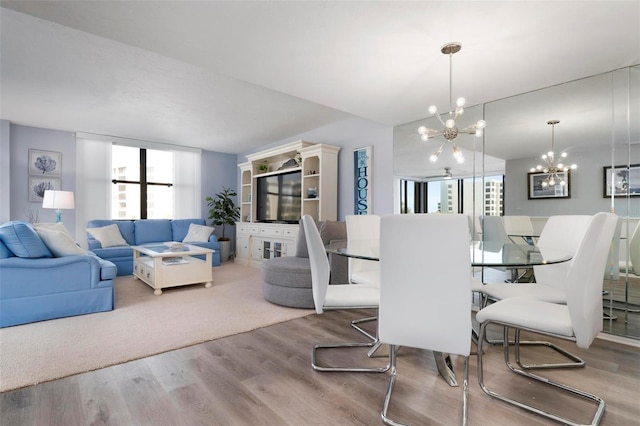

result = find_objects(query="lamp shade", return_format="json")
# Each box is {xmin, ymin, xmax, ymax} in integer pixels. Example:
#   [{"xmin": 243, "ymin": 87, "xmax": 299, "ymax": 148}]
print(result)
[{"xmin": 42, "ymin": 190, "xmax": 75, "ymax": 210}]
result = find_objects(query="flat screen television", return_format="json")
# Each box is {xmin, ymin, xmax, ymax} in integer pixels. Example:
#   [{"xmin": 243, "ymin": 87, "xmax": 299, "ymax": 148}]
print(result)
[{"xmin": 256, "ymin": 170, "xmax": 302, "ymax": 223}]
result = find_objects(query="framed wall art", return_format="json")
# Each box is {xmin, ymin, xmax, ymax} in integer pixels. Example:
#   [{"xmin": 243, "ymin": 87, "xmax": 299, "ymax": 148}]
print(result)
[
  {"xmin": 29, "ymin": 149, "xmax": 61, "ymax": 177},
  {"xmin": 353, "ymin": 146, "xmax": 373, "ymax": 214},
  {"xmin": 603, "ymin": 164, "xmax": 640, "ymax": 197},
  {"xmin": 527, "ymin": 171, "xmax": 571, "ymax": 199},
  {"xmin": 28, "ymin": 176, "xmax": 61, "ymax": 202}
]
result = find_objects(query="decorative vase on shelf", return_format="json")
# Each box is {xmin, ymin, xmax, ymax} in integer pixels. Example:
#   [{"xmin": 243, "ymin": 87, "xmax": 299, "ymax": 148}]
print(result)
[{"xmin": 307, "ymin": 187, "xmax": 317, "ymax": 198}]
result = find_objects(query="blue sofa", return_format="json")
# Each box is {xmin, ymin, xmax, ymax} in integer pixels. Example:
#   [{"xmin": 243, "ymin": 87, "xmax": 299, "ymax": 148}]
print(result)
[
  {"xmin": 87, "ymin": 218, "xmax": 221, "ymax": 276},
  {"xmin": 0, "ymin": 221, "xmax": 117, "ymax": 328}
]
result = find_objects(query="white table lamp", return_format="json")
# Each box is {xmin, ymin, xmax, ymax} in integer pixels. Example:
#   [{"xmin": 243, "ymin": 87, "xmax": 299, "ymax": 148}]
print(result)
[{"xmin": 42, "ymin": 190, "xmax": 75, "ymax": 223}]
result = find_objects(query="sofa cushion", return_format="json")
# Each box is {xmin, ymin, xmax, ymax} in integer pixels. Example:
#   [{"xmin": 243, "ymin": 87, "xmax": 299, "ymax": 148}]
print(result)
[
  {"xmin": 87, "ymin": 220, "xmax": 135, "ymax": 245},
  {"xmin": 0, "ymin": 240, "xmax": 13, "ymax": 258},
  {"xmin": 35, "ymin": 227, "xmax": 86, "ymax": 257},
  {"xmin": 171, "ymin": 219, "xmax": 205, "ymax": 241},
  {"xmin": 33, "ymin": 222, "xmax": 72, "ymax": 236},
  {"xmin": 87, "ymin": 224, "xmax": 128, "ymax": 248},
  {"xmin": 0, "ymin": 221, "xmax": 52, "ymax": 258},
  {"xmin": 183, "ymin": 223, "xmax": 215, "ymax": 243},
  {"xmin": 135, "ymin": 219, "xmax": 172, "ymax": 244}
]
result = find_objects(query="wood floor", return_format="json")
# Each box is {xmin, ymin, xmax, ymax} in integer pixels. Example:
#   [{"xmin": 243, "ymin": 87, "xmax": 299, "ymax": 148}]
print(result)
[{"xmin": 1, "ymin": 308, "xmax": 639, "ymax": 425}]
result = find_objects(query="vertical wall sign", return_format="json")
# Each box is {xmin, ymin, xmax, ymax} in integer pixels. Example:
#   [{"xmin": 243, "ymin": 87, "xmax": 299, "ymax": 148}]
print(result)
[{"xmin": 353, "ymin": 146, "xmax": 373, "ymax": 214}]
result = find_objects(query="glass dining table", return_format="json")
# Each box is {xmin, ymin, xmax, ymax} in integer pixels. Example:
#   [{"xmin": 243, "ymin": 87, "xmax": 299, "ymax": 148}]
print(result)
[{"xmin": 325, "ymin": 239, "xmax": 572, "ymax": 387}]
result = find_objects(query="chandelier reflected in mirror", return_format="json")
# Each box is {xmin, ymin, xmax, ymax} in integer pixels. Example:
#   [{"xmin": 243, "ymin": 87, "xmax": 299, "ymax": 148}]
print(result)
[
  {"xmin": 530, "ymin": 120, "xmax": 577, "ymax": 187},
  {"xmin": 418, "ymin": 42, "xmax": 486, "ymax": 164}
]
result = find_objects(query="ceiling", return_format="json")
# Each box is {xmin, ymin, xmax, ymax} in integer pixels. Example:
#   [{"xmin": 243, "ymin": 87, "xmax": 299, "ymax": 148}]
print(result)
[{"xmin": 1, "ymin": 1, "xmax": 639, "ymax": 155}]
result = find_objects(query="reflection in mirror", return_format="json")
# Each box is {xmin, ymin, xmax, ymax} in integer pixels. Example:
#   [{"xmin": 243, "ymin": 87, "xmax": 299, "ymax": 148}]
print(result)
[{"xmin": 393, "ymin": 65, "xmax": 639, "ymax": 340}]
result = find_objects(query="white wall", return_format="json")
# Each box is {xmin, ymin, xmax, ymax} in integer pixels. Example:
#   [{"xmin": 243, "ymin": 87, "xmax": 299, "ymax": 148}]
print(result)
[{"xmin": 237, "ymin": 117, "xmax": 394, "ymax": 220}]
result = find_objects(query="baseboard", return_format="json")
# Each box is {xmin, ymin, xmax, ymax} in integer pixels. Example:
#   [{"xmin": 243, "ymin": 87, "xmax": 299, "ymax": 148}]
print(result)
[{"xmin": 596, "ymin": 332, "xmax": 640, "ymax": 348}]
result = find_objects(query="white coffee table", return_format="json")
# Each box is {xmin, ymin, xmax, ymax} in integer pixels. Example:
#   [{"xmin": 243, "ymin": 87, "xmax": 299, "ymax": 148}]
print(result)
[{"xmin": 132, "ymin": 243, "xmax": 214, "ymax": 295}]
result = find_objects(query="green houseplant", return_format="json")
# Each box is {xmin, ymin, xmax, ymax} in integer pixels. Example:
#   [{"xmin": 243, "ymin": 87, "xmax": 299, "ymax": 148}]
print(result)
[{"xmin": 206, "ymin": 187, "xmax": 240, "ymax": 262}]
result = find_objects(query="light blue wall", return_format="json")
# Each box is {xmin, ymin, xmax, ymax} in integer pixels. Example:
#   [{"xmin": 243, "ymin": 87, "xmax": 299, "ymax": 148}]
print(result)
[
  {"xmin": 9, "ymin": 124, "xmax": 77, "ymax": 235},
  {"xmin": 201, "ymin": 150, "xmax": 239, "ymax": 242},
  {"xmin": 237, "ymin": 117, "xmax": 394, "ymax": 219}
]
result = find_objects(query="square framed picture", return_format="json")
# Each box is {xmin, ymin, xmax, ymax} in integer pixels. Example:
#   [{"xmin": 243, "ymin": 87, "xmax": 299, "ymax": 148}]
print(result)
[
  {"xmin": 28, "ymin": 176, "xmax": 61, "ymax": 202},
  {"xmin": 603, "ymin": 164, "xmax": 640, "ymax": 197},
  {"xmin": 527, "ymin": 171, "xmax": 571, "ymax": 199},
  {"xmin": 29, "ymin": 149, "xmax": 61, "ymax": 177}
]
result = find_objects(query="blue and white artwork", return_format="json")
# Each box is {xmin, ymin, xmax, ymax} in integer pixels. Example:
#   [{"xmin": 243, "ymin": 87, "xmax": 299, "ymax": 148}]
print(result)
[
  {"xmin": 353, "ymin": 146, "xmax": 373, "ymax": 214},
  {"xmin": 29, "ymin": 149, "xmax": 61, "ymax": 177}
]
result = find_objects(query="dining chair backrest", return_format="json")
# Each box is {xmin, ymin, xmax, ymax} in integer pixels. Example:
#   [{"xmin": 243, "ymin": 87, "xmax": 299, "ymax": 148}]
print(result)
[
  {"xmin": 533, "ymin": 215, "xmax": 592, "ymax": 289},
  {"xmin": 565, "ymin": 212, "xmax": 618, "ymax": 348},
  {"xmin": 503, "ymin": 215, "xmax": 534, "ymax": 237},
  {"xmin": 379, "ymin": 214, "xmax": 471, "ymax": 356},
  {"xmin": 345, "ymin": 214, "xmax": 380, "ymax": 284},
  {"xmin": 628, "ymin": 220, "xmax": 640, "ymax": 275},
  {"xmin": 604, "ymin": 218, "xmax": 622, "ymax": 280},
  {"xmin": 480, "ymin": 216, "xmax": 510, "ymax": 244},
  {"xmin": 303, "ymin": 215, "xmax": 331, "ymax": 314}
]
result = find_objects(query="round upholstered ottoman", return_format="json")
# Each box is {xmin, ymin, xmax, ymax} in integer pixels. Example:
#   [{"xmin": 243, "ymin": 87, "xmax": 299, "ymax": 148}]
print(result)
[{"xmin": 261, "ymin": 256, "xmax": 314, "ymax": 309}]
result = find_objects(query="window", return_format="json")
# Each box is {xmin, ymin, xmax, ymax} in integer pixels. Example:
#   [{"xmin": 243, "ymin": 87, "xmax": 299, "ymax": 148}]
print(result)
[
  {"xmin": 111, "ymin": 145, "xmax": 174, "ymax": 219},
  {"xmin": 401, "ymin": 175, "xmax": 504, "ymax": 216}
]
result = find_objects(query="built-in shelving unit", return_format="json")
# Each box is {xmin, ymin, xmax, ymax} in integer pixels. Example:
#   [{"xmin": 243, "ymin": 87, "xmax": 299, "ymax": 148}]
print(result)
[{"xmin": 235, "ymin": 140, "xmax": 340, "ymax": 267}]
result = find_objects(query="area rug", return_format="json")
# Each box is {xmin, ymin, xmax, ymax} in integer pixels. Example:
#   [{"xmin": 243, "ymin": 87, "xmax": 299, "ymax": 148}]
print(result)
[{"xmin": 0, "ymin": 262, "xmax": 313, "ymax": 392}]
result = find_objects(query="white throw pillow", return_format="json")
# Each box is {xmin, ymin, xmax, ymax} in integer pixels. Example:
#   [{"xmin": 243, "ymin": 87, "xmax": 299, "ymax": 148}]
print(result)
[
  {"xmin": 87, "ymin": 224, "xmax": 128, "ymax": 248},
  {"xmin": 182, "ymin": 223, "xmax": 215, "ymax": 243},
  {"xmin": 33, "ymin": 222, "xmax": 72, "ymax": 237},
  {"xmin": 35, "ymin": 227, "xmax": 86, "ymax": 257}
]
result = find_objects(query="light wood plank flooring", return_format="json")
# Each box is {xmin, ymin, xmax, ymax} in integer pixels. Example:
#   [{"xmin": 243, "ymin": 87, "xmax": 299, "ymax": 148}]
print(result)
[{"xmin": 1, "ymin": 309, "xmax": 639, "ymax": 425}]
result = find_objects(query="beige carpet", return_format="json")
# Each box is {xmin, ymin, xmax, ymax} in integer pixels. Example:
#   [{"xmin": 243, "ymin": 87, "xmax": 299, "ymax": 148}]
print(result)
[{"xmin": 0, "ymin": 262, "xmax": 313, "ymax": 392}]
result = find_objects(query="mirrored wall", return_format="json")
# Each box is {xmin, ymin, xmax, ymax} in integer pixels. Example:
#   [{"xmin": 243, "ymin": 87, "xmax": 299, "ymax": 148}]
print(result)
[{"xmin": 394, "ymin": 65, "xmax": 639, "ymax": 340}]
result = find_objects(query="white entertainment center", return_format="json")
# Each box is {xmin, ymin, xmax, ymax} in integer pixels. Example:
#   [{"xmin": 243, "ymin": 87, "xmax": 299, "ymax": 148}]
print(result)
[{"xmin": 235, "ymin": 140, "xmax": 340, "ymax": 268}]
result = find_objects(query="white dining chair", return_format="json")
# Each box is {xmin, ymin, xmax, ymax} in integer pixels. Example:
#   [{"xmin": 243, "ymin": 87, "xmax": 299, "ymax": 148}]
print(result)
[
  {"xmin": 476, "ymin": 212, "xmax": 617, "ymax": 426},
  {"xmin": 480, "ymin": 215, "xmax": 524, "ymax": 282},
  {"xmin": 620, "ymin": 220, "xmax": 640, "ymax": 275},
  {"xmin": 503, "ymin": 215, "xmax": 535, "ymax": 244},
  {"xmin": 476, "ymin": 215, "xmax": 593, "ymax": 369},
  {"xmin": 345, "ymin": 214, "xmax": 382, "ymax": 343},
  {"xmin": 302, "ymin": 215, "xmax": 390, "ymax": 373},
  {"xmin": 345, "ymin": 214, "xmax": 381, "ymax": 286},
  {"xmin": 379, "ymin": 214, "xmax": 472, "ymax": 425}
]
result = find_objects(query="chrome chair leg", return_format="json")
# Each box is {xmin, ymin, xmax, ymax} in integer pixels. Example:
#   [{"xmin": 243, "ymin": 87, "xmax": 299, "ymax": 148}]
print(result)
[
  {"xmin": 480, "ymin": 303, "xmax": 585, "ymax": 370},
  {"xmin": 312, "ymin": 340, "xmax": 390, "ymax": 373},
  {"xmin": 483, "ymin": 325, "xmax": 585, "ymax": 370},
  {"xmin": 351, "ymin": 315, "xmax": 377, "ymax": 341},
  {"xmin": 382, "ymin": 346, "xmax": 468, "ymax": 425},
  {"xmin": 477, "ymin": 322, "xmax": 605, "ymax": 426}
]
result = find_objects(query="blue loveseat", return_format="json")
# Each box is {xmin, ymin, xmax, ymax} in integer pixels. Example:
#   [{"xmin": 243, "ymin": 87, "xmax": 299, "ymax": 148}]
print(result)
[
  {"xmin": 0, "ymin": 221, "xmax": 117, "ymax": 328},
  {"xmin": 87, "ymin": 218, "xmax": 221, "ymax": 276}
]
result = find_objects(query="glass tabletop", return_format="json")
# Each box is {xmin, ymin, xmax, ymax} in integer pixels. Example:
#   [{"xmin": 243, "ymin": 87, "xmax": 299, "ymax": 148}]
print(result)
[{"xmin": 325, "ymin": 240, "xmax": 572, "ymax": 267}]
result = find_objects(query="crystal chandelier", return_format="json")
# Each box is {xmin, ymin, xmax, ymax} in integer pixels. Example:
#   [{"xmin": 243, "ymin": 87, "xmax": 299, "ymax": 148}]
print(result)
[
  {"xmin": 530, "ymin": 120, "xmax": 577, "ymax": 187},
  {"xmin": 418, "ymin": 42, "xmax": 486, "ymax": 164}
]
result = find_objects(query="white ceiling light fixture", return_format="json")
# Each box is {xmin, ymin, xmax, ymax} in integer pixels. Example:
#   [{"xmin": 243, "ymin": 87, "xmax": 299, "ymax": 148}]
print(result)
[
  {"xmin": 418, "ymin": 42, "xmax": 486, "ymax": 164},
  {"xmin": 530, "ymin": 120, "xmax": 577, "ymax": 187}
]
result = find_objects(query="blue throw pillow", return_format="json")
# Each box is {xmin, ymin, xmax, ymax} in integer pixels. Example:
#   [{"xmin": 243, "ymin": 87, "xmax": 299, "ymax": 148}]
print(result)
[{"xmin": 0, "ymin": 221, "xmax": 53, "ymax": 258}]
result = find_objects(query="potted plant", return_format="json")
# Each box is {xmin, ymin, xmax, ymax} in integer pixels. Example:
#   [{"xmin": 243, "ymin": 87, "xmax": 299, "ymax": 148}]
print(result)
[{"xmin": 206, "ymin": 187, "xmax": 240, "ymax": 262}]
